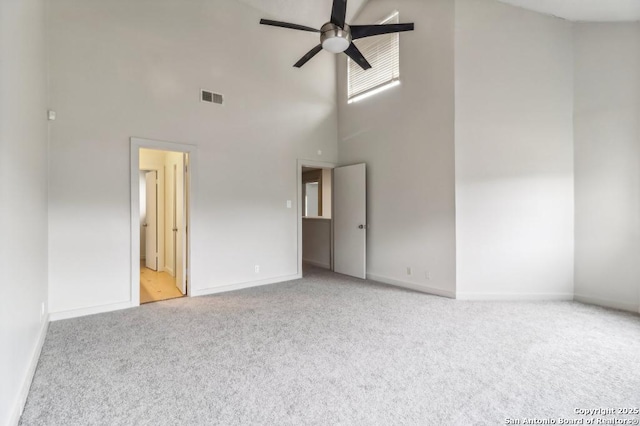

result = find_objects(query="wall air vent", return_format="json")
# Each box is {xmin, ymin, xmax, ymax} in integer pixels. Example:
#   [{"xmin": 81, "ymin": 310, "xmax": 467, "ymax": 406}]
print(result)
[{"xmin": 201, "ymin": 89, "xmax": 224, "ymax": 105}]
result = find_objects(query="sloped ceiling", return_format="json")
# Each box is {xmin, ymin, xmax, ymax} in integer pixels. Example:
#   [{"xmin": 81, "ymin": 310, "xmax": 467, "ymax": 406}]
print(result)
[
  {"xmin": 236, "ymin": 0, "xmax": 370, "ymax": 28},
  {"xmin": 237, "ymin": 0, "xmax": 640, "ymax": 25},
  {"xmin": 497, "ymin": 0, "xmax": 640, "ymax": 22}
]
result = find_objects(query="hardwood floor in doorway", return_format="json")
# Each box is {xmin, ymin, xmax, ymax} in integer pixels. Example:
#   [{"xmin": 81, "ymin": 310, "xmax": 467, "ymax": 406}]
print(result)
[{"xmin": 140, "ymin": 262, "xmax": 184, "ymax": 304}]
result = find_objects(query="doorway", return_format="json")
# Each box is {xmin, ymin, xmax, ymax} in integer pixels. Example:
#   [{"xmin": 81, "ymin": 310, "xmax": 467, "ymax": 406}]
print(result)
[
  {"xmin": 301, "ymin": 166, "xmax": 333, "ymax": 272},
  {"xmin": 139, "ymin": 148, "xmax": 188, "ymax": 304},
  {"xmin": 297, "ymin": 160, "xmax": 367, "ymax": 280},
  {"xmin": 131, "ymin": 138, "xmax": 195, "ymax": 306}
]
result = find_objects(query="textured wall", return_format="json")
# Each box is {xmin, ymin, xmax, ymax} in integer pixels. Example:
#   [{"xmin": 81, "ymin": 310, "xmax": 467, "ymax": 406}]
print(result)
[
  {"xmin": 0, "ymin": 0, "xmax": 49, "ymax": 423},
  {"xmin": 47, "ymin": 0, "xmax": 338, "ymax": 313},
  {"xmin": 573, "ymin": 22, "xmax": 640, "ymax": 312},
  {"xmin": 455, "ymin": 0, "xmax": 574, "ymax": 299},
  {"xmin": 338, "ymin": 0, "xmax": 457, "ymax": 296}
]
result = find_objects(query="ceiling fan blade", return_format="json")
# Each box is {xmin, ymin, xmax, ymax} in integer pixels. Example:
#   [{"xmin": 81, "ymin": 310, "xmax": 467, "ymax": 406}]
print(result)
[
  {"xmin": 260, "ymin": 19, "xmax": 320, "ymax": 33},
  {"xmin": 330, "ymin": 0, "xmax": 348, "ymax": 28},
  {"xmin": 344, "ymin": 43, "xmax": 371, "ymax": 70},
  {"xmin": 294, "ymin": 44, "xmax": 324, "ymax": 68},
  {"xmin": 351, "ymin": 23, "xmax": 415, "ymax": 40}
]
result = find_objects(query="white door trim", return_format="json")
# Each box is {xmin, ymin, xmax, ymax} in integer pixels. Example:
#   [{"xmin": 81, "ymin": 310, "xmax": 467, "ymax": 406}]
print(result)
[
  {"xmin": 130, "ymin": 137, "xmax": 197, "ymax": 306},
  {"xmin": 297, "ymin": 159, "xmax": 336, "ymax": 276}
]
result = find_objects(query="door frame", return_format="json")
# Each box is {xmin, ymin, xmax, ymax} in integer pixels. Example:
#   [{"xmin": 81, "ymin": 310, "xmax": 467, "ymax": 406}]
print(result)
[
  {"xmin": 297, "ymin": 159, "xmax": 336, "ymax": 276},
  {"xmin": 130, "ymin": 137, "xmax": 197, "ymax": 306}
]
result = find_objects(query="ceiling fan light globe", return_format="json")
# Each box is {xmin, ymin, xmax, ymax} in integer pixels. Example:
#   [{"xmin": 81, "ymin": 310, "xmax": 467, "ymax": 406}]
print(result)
[
  {"xmin": 320, "ymin": 22, "xmax": 352, "ymax": 54},
  {"xmin": 322, "ymin": 37, "xmax": 350, "ymax": 53}
]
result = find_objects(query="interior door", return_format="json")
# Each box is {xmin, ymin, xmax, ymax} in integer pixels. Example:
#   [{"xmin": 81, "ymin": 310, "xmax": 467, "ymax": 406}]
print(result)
[
  {"xmin": 144, "ymin": 171, "xmax": 158, "ymax": 271},
  {"xmin": 174, "ymin": 156, "xmax": 187, "ymax": 295},
  {"xmin": 333, "ymin": 163, "xmax": 366, "ymax": 279}
]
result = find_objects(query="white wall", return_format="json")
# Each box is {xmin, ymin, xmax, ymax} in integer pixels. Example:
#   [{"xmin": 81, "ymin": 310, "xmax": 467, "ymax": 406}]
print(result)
[
  {"xmin": 337, "ymin": 0, "xmax": 457, "ymax": 297},
  {"xmin": 573, "ymin": 23, "xmax": 640, "ymax": 312},
  {"xmin": 302, "ymin": 219, "xmax": 332, "ymax": 269},
  {"xmin": 0, "ymin": 0, "xmax": 49, "ymax": 424},
  {"xmin": 455, "ymin": 0, "xmax": 575, "ymax": 299},
  {"xmin": 47, "ymin": 0, "xmax": 338, "ymax": 314}
]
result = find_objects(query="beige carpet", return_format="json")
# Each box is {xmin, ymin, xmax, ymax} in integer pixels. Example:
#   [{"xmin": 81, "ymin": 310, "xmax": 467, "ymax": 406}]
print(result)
[{"xmin": 20, "ymin": 267, "xmax": 640, "ymax": 425}]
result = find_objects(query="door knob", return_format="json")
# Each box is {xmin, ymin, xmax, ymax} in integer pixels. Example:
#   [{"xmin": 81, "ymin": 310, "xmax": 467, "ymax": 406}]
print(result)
[
  {"xmin": 143, "ymin": 223, "xmax": 148, "ymax": 227},
  {"xmin": 358, "ymin": 224, "xmax": 365, "ymax": 229}
]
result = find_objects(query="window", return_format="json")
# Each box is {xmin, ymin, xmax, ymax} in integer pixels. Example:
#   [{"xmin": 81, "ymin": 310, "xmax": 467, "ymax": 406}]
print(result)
[
  {"xmin": 302, "ymin": 169, "xmax": 323, "ymax": 217},
  {"xmin": 347, "ymin": 11, "xmax": 401, "ymax": 103}
]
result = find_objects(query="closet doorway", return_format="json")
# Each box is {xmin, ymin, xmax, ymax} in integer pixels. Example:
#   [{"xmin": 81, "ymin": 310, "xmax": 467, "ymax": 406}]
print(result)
[
  {"xmin": 297, "ymin": 159, "xmax": 368, "ymax": 279},
  {"xmin": 301, "ymin": 166, "xmax": 334, "ymax": 271}
]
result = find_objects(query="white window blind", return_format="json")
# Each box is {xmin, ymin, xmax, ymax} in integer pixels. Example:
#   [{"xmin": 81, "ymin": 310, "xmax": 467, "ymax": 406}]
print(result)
[{"xmin": 348, "ymin": 11, "xmax": 400, "ymax": 103}]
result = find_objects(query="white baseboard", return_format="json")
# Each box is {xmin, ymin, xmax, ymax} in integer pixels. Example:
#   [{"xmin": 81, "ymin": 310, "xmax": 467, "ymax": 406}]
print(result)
[
  {"xmin": 192, "ymin": 274, "xmax": 302, "ymax": 297},
  {"xmin": 9, "ymin": 316, "xmax": 49, "ymax": 426},
  {"xmin": 456, "ymin": 292, "xmax": 574, "ymax": 301},
  {"xmin": 302, "ymin": 259, "xmax": 331, "ymax": 269},
  {"xmin": 367, "ymin": 273, "xmax": 456, "ymax": 299},
  {"xmin": 574, "ymin": 294, "xmax": 639, "ymax": 313},
  {"xmin": 165, "ymin": 266, "xmax": 174, "ymax": 276},
  {"xmin": 49, "ymin": 300, "xmax": 135, "ymax": 321}
]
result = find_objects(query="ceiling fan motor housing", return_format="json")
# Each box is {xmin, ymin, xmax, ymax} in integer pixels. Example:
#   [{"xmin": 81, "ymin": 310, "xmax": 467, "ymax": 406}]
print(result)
[{"xmin": 321, "ymin": 23, "xmax": 352, "ymax": 53}]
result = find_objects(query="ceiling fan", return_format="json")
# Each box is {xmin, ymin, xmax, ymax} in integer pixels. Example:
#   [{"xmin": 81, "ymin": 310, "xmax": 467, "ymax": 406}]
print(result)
[{"xmin": 259, "ymin": 0, "xmax": 414, "ymax": 70}]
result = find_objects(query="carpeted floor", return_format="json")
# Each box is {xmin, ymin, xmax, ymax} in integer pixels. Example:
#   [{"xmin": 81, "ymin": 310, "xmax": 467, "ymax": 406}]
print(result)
[{"xmin": 20, "ymin": 267, "xmax": 640, "ymax": 425}]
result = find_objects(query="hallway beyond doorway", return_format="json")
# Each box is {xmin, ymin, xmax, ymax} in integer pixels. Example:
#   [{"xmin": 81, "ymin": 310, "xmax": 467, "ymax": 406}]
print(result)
[
  {"xmin": 140, "ymin": 262, "xmax": 184, "ymax": 304},
  {"xmin": 136, "ymin": 143, "xmax": 191, "ymax": 305}
]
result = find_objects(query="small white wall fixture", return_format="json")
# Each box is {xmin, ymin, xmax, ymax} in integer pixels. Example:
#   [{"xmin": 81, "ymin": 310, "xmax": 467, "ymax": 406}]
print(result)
[{"xmin": 131, "ymin": 137, "xmax": 197, "ymax": 306}]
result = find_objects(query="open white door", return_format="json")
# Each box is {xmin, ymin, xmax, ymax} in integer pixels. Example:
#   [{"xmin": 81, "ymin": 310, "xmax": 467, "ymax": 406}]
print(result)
[
  {"xmin": 174, "ymin": 155, "xmax": 187, "ymax": 295},
  {"xmin": 144, "ymin": 171, "xmax": 158, "ymax": 271},
  {"xmin": 334, "ymin": 163, "xmax": 366, "ymax": 279}
]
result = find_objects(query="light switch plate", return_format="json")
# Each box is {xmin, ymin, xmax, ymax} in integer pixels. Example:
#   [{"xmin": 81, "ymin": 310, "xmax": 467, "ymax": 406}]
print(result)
[{"xmin": 286, "ymin": 200, "xmax": 292, "ymax": 209}]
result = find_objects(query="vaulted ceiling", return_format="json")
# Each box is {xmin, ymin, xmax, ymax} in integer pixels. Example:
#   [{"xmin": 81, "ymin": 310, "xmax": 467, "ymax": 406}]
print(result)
[
  {"xmin": 238, "ymin": 0, "xmax": 640, "ymax": 24},
  {"xmin": 236, "ymin": 0, "xmax": 370, "ymax": 28},
  {"xmin": 497, "ymin": 0, "xmax": 640, "ymax": 22}
]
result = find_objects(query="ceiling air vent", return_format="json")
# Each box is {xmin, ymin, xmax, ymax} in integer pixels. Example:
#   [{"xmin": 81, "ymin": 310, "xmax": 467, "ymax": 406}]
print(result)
[{"xmin": 201, "ymin": 89, "xmax": 224, "ymax": 105}]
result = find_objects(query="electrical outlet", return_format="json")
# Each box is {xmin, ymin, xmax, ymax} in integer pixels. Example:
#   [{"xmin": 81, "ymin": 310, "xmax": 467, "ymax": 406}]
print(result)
[
  {"xmin": 317, "ymin": 150, "xmax": 322, "ymax": 156},
  {"xmin": 255, "ymin": 265, "xmax": 260, "ymax": 273},
  {"xmin": 406, "ymin": 267, "xmax": 412, "ymax": 276},
  {"xmin": 425, "ymin": 271, "xmax": 431, "ymax": 280}
]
